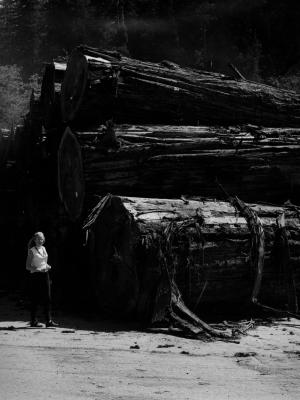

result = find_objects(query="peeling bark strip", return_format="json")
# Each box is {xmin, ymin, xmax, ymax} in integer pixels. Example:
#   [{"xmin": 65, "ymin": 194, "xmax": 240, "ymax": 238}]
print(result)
[
  {"xmin": 227, "ymin": 196, "xmax": 265, "ymax": 303},
  {"xmin": 149, "ymin": 220, "xmax": 234, "ymax": 339},
  {"xmin": 58, "ymin": 125, "xmax": 300, "ymax": 220},
  {"xmin": 275, "ymin": 214, "xmax": 299, "ymax": 313},
  {"xmin": 61, "ymin": 45, "xmax": 300, "ymax": 127},
  {"xmin": 83, "ymin": 195, "xmax": 300, "ymax": 320}
]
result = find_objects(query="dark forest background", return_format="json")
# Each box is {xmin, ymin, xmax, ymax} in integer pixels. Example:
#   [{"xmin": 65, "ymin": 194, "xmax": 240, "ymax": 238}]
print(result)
[{"xmin": 0, "ymin": 0, "xmax": 300, "ymax": 128}]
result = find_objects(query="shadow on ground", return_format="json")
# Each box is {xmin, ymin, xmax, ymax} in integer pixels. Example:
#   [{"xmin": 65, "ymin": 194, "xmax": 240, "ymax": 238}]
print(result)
[{"xmin": 0, "ymin": 288, "xmax": 142, "ymax": 334}]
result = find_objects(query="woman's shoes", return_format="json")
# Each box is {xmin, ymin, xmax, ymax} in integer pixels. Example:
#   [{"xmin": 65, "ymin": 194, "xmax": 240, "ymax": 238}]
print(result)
[
  {"xmin": 46, "ymin": 320, "xmax": 59, "ymax": 328},
  {"xmin": 30, "ymin": 320, "xmax": 59, "ymax": 328},
  {"xmin": 30, "ymin": 320, "xmax": 43, "ymax": 328}
]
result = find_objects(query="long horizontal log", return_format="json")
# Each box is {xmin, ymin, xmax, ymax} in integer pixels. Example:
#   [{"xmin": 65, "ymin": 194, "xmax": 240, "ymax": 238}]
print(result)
[
  {"xmin": 61, "ymin": 45, "xmax": 300, "ymax": 127},
  {"xmin": 57, "ymin": 125, "xmax": 300, "ymax": 220},
  {"xmin": 83, "ymin": 195, "xmax": 300, "ymax": 319}
]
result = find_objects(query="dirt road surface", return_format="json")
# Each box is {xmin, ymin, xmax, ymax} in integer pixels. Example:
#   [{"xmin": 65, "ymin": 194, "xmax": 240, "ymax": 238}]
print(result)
[{"xmin": 0, "ymin": 293, "xmax": 300, "ymax": 400}]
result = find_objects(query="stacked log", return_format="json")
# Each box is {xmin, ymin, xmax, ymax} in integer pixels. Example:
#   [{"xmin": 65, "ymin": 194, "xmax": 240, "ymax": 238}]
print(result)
[
  {"xmin": 61, "ymin": 45, "xmax": 300, "ymax": 128},
  {"xmin": 57, "ymin": 124, "xmax": 300, "ymax": 221},
  {"xmin": 83, "ymin": 195, "xmax": 300, "ymax": 319}
]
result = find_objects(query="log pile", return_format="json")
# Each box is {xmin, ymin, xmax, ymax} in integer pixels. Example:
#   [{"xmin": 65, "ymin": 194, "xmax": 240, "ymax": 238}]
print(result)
[{"xmin": 13, "ymin": 45, "xmax": 300, "ymax": 336}]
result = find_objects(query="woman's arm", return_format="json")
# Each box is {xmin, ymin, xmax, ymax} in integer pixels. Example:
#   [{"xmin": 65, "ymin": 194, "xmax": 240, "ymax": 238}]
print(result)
[{"xmin": 43, "ymin": 246, "xmax": 51, "ymax": 272}]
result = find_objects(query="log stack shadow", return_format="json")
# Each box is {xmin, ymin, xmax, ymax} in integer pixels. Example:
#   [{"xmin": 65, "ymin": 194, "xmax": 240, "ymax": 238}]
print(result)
[{"xmin": 14, "ymin": 45, "xmax": 300, "ymax": 338}]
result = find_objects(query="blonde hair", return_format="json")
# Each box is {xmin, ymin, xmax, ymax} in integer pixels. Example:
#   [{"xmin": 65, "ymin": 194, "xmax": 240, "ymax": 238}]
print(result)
[{"xmin": 27, "ymin": 232, "xmax": 45, "ymax": 249}]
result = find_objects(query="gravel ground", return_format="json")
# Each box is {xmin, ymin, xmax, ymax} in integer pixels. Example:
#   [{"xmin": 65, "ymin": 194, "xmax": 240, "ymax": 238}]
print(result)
[{"xmin": 0, "ymin": 292, "xmax": 300, "ymax": 400}]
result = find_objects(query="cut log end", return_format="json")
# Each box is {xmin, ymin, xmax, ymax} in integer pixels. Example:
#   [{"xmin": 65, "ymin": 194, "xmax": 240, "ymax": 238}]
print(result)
[
  {"xmin": 61, "ymin": 49, "xmax": 88, "ymax": 122},
  {"xmin": 57, "ymin": 127, "xmax": 85, "ymax": 221},
  {"xmin": 84, "ymin": 195, "xmax": 140, "ymax": 317}
]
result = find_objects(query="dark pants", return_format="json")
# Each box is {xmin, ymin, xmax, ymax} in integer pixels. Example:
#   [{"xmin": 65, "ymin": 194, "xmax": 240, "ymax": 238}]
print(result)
[{"xmin": 29, "ymin": 272, "xmax": 51, "ymax": 323}]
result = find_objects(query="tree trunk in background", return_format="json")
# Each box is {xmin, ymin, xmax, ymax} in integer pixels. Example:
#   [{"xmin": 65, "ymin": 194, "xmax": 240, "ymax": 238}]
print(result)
[
  {"xmin": 0, "ymin": 128, "xmax": 14, "ymax": 167},
  {"xmin": 40, "ymin": 61, "xmax": 66, "ymax": 129},
  {"xmin": 83, "ymin": 195, "xmax": 300, "ymax": 319},
  {"xmin": 57, "ymin": 125, "xmax": 300, "ymax": 220},
  {"xmin": 60, "ymin": 45, "xmax": 300, "ymax": 128}
]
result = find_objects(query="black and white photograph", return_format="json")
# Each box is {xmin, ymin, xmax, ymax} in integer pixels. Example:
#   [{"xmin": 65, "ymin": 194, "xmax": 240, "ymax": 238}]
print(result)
[{"xmin": 0, "ymin": 1, "xmax": 300, "ymax": 399}]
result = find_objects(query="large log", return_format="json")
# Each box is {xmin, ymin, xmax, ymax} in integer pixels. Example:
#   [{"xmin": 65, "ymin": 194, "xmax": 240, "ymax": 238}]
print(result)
[
  {"xmin": 83, "ymin": 195, "xmax": 300, "ymax": 319},
  {"xmin": 61, "ymin": 45, "xmax": 300, "ymax": 128},
  {"xmin": 40, "ymin": 61, "xmax": 66, "ymax": 129},
  {"xmin": 57, "ymin": 125, "xmax": 300, "ymax": 220}
]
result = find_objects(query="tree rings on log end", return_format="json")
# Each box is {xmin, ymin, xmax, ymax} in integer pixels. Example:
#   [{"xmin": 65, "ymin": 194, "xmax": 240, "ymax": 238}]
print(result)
[
  {"xmin": 58, "ymin": 127, "xmax": 85, "ymax": 221},
  {"xmin": 84, "ymin": 195, "xmax": 140, "ymax": 317},
  {"xmin": 61, "ymin": 49, "xmax": 88, "ymax": 122}
]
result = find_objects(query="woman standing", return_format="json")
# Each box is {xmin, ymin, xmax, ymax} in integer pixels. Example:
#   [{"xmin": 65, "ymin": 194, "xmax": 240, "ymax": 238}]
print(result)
[{"xmin": 26, "ymin": 232, "xmax": 58, "ymax": 327}]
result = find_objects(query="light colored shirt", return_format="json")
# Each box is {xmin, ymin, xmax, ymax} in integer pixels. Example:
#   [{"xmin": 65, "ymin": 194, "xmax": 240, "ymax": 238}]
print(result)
[{"xmin": 27, "ymin": 246, "xmax": 49, "ymax": 273}]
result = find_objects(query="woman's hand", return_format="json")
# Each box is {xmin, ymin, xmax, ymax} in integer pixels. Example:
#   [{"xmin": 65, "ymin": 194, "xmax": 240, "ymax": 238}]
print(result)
[{"xmin": 45, "ymin": 264, "xmax": 51, "ymax": 272}]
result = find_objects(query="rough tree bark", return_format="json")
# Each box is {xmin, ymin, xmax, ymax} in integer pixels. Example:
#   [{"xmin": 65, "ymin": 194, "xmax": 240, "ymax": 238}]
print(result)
[
  {"xmin": 82, "ymin": 195, "xmax": 300, "ymax": 320},
  {"xmin": 60, "ymin": 45, "xmax": 300, "ymax": 128},
  {"xmin": 57, "ymin": 125, "xmax": 300, "ymax": 220}
]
